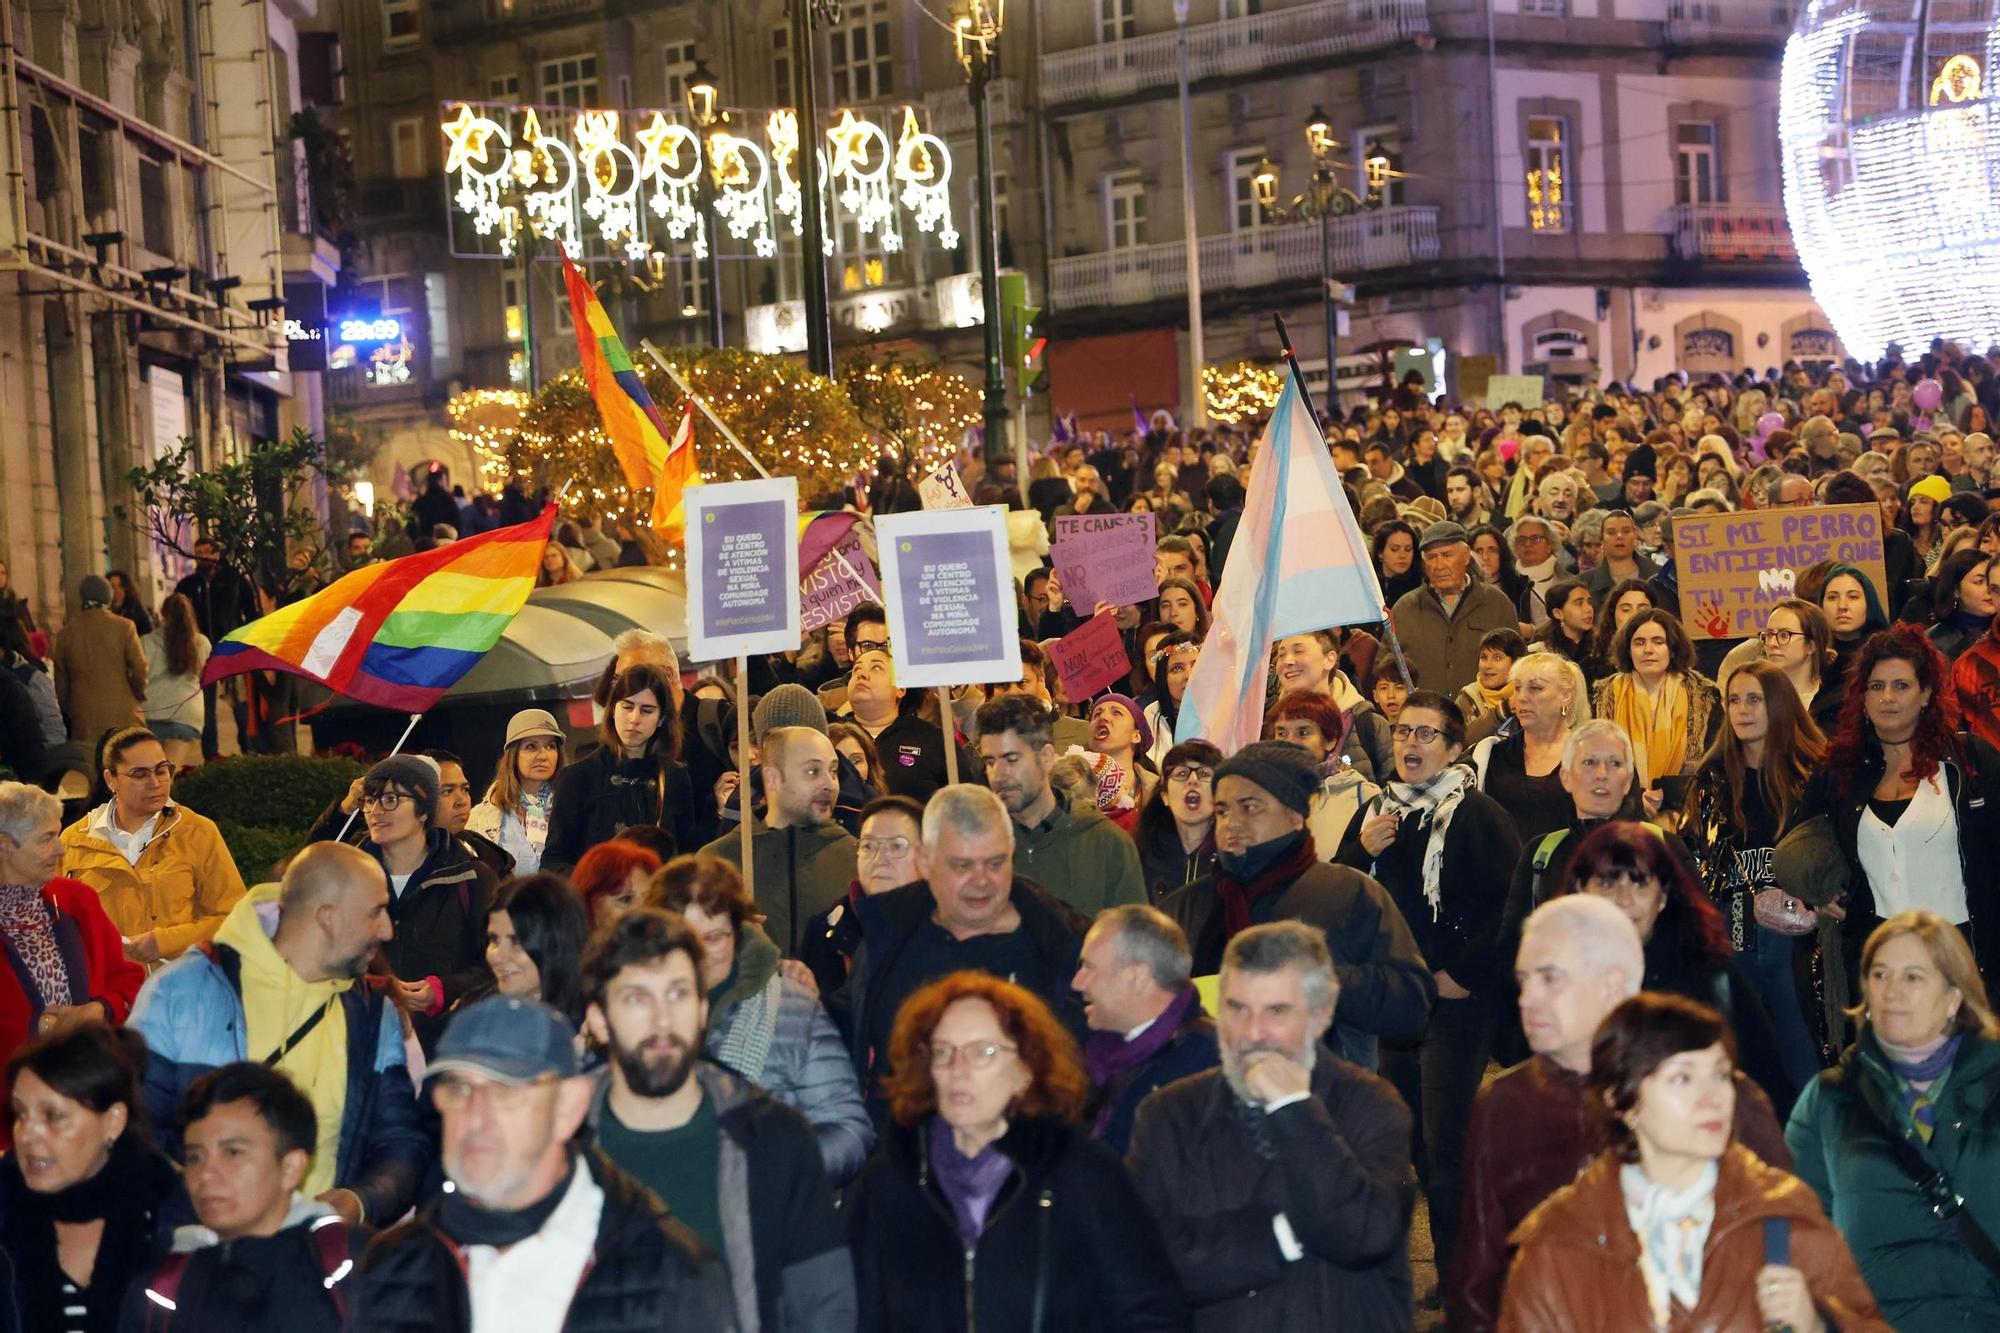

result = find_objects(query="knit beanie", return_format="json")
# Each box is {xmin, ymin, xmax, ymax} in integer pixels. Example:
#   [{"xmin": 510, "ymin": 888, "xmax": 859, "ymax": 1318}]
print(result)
[
  {"xmin": 751, "ymin": 683, "xmax": 829, "ymax": 741},
  {"xmin": 78, "ymin": 574, "xmax": 114, "ymax": 608},
  {"xmin": 1214, "ymin": 740, "xmax": 1321, "ymax": 817},
  {"xmin": 1625, "ymin": 444, "xmax": 1658, "ymax": 480},
  {"xmin": 367, "ymin": 754, "xmax": 441, "ymax": 821},
  {"xmin": 1093, "ymin": 693, "xmax": 1153, "ymax": 755}
]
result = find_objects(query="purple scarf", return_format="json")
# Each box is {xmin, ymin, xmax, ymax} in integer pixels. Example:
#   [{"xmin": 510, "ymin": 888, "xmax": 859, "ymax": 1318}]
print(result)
[
  {"xmin": 1084, "ymin": 985, "xmax": 1199, "ymax": 1136},
  {"xmin": 928, "ymin": 1116, "xmax": 1016, "ymax": 1246}
]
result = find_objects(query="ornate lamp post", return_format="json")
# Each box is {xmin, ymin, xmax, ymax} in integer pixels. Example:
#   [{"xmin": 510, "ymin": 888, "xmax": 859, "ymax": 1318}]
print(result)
[
  {"xmin": 790, "ymin": 0, "xmax": 841, "ymax": 376},
  {"xmin": 953, "ymin": 0, "xmax": 1009, "ymax": 465},
  {"xmin": 1254, "ymin": 106, "xmax": 1374, "ymax": 413},
  {"xmin": 684, "ymin": 57, "xmax": 727, "ymax": 349}
]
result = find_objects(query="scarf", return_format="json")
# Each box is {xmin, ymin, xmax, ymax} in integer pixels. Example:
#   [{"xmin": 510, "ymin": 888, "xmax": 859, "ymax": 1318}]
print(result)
[
  {"xmin": 1084, "ymin": 985, "xmax": 1198, "ymax": 1136},
  {"xmin": 1373, "ymin": 766, "xmax": 1473, "ymax": 921},
  {"xmin": 1472, "ymin": 679, "xmax": 1516, "ymax": 718},
  {"xmin": 927, "ymin": 1117, "xmax": 1015, "ymax": 1245},
  {"xmin": 1606, "ymin": 672, "xmax": 1692, "ymax": 784},
  {"xmin": 0, "ymin": 882, "xmax": 74, "ymax": 1010},
  {"xmin": 438, "ymin": 1150, "xmax": 577, "ymax": 1248},
  {"xmin": 1621, "ymin": 1159, "xmax": 1718, "ymax": 1328},
  {"xmin": 1881, "ymin": 1031, "xmax": 1963, "ymax": 1142},
  {"xmin": 1214, "ymin": 831, "xmax": 1318, "ymax": 937},
  {"xmin": 0, "ymin": 1134, "xmax": 177, "ymax": 1333}
]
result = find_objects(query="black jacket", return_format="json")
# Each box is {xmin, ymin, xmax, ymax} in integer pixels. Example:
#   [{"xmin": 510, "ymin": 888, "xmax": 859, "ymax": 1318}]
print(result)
[
  {"xmin": 845, "ymin": 1114, "xmax": 1187, "ymax": 1332},
  {"xmin": 1125, "ymin": 1052, "xmax": 1415, "ymax": 1332},
  {"xmin": 0, "ymin": 1137, "xmax": 183, "ymax": 1333},
  {"xmin": 117, "ymin": 1210, "xmax": 352, "ymax": 1333},
  {"xmin": 541, "ymin": 747, "xmax": 702, "ymax": 875},
  {"xmin": 801, "ymin": 884, "xmax": 865, "ymax": 1001},
  {"xmin": 1086, "ymin": 999, "xmax": 1219, "ymax": 1157},
  {"xmin": 171, "ymin": 566, "xmax": 254, "ymax": 642},
  {"xmin": 347, "ymin": 1147, "xmax": 735, "ymax": 1333},
  {"xmin": 0, "ymin": 670, "xmax": 44, "ymax": 783}
]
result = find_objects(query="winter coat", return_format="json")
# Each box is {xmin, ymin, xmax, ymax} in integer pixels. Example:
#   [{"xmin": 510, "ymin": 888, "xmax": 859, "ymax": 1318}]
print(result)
[
  {"xmin": 1009, "ymin": 801, "xmax": 1148, "ymax": 917},
  {"xmin": 117, "ymin": 1197, "xmax": 352, "ymax": 1333},
  {"xmin": 0, "ymin": 1136, "xmax": 182, "ymax": 1333},
  {"xmin": 1450, "ymin": 1055, "xmax": 1793, "ymax": 1333},
  {"xmin": 348, "ymin": 1146, "xmax": 736, "ymax": 1333},
  {"xmin": 54, "ymin": 605, "xmax": 147, "ymax": 743},
  {"xmin": 0, "ymin": 878, "xmax": 144, "ymax": 1082},
  {"xmin": 586, "ymin": 1063, "xmax": 856, "ymax": 1332},
  {"xmin": 139, "ymin": 628, "xmax": 208, "ymax": 732},
  {"xmin": 1137, "ymin": 822, "xmax": 1214, "ymax": 904},
  {"xmin": 699, "ymin": 817, "xmax": 858, "ymax": 959},
  {"xmin": 1085, "ymin": 999, "xmax": 1218, "ymax": 1157},
  {"xmin": 1007, "ymin": 509, "xmax": 1050, "ymax": 586},
  {"xmin": 0, "ymin": 670, "xmax": 43, "ymax": 783},
  {"xmin": 847, "ymin": 1113, "xmax": 1187, "ymax": 1332},
  {"xmin": 1125, "ymin": 1052, "xmax": 1414, "ymax": 1332},
  {"xmin": 61, "ymin": 802, "xmax": 247, "ymax": 960},
  {"xmin": 1786, "ymin": 1028, "xmax": 2000, "ymax": 1331},
  {"xmin": 1499, "ymin": 1144, "xmax": 1888, "ymax": 1331},
  {"xmin": 705, "ymin": 925, "xmax": 874, "ymax": 1182},
  {"xmin": 3, "ymin": 651, "xmax": 64, "ymax": 753},
  {"xmin": 1389, "ymin": 578, "xmax": 1520, "ymax": 699},
  {"xmin": 541, "ymin": 746, "xmax": 703, "ymax": 875}
]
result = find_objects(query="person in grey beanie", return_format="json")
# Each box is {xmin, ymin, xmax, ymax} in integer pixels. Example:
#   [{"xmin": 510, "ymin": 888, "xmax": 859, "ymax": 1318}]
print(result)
[
  {"xmin": 1159, "ymin": 739, "xmax": 1435, "ymax": 1070},
  {"xmin": 54, "ymin": 574, "xmax": 148, "ymax": 745},
  {"xmin": 740, "ymin": 682, "xmax": 877, "ymax": 835}
]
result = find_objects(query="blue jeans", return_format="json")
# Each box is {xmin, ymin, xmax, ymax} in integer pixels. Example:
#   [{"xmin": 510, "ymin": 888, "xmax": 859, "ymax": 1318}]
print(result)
[{"xmin": 1740, "ymin": 924, "xmax": 1822, "ymax": 1092}]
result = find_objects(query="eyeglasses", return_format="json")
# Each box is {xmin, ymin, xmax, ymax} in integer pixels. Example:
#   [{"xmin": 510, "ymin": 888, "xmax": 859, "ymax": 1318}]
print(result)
[
  {"xmin": 432, "ymin": 1074, "xmax": 555, "ymax": 1111},
  {"xmin": 117, "ymin": 762, "xmax": 176, "ymax": 783},
  {"xmin": 361, "ymin": 791, "xmax": 408, "ymax": 812},
  {"xmin": 1390, "ymin": 724, "xmax": 1448, "ymax": 745},
  {"xmin": 925, "ymin": 1040, "xmax": 1017, "ymax": 1071},
  {"xmin": 1758, "ymin": 628, "xmax": 1798, "ymax": 647},
  {"xmin": 853, "ymin": 638, "xmax": 889, "ymax": 657},
  {"xmin": 858, "ymin": 836, "xmax": 914, "ymax": 858},
  {"xmin": 1166, "ymin": 766, "xmax": 1215, "ymax": 787}
]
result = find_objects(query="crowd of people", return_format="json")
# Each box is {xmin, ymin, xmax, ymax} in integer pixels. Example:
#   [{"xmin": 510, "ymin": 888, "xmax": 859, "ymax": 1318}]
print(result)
[{"xmin": 0, "ymin": 351, "xmax": 1996, "ymax": 1329}]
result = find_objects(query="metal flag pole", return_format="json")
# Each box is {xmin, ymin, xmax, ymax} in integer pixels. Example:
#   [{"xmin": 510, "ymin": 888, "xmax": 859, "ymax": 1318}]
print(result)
[
  {"xmin": 639, "ymin": 340, "xmax": 774, "ymax": 480},
  {"xmin": 1272, "ymin": 312, "xmax": 1414, "ymax": 690},
  {"xmin": 336, "ymin": 711, "xmax": 425, "ymax": 841}
]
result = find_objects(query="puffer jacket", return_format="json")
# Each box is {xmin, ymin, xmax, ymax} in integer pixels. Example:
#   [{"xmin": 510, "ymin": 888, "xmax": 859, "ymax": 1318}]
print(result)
[
  {"xmin": 60, "ymin": 802, "xmax": 247, "ymax": 960},
  {"xmin": 1499, "ymin": 1144, "xmax": 1890, "ymax": 1332},
  {"xmin": 1786, "ymin": 1028, "xmax": 2000, "ymax": 1331},
  {"xmin": 706, "ymin": 926, "xmax": 874, "ymax": 1182}
]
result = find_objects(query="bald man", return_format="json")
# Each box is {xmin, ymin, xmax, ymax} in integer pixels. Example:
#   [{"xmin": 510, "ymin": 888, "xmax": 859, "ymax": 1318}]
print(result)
[
  {"xmin": 130, "ymin": 841, "xmax": 432, "ymax": 1226},
  {"xmin": 698, "ymin": 725, "xmax": 859, "ymax": 956}
]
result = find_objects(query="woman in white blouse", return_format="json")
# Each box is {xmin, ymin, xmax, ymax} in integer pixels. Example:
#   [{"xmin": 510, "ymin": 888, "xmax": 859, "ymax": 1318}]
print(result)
[{"xmin": 466, "ymin": 708, "xmax": 566, "ymax": 874}]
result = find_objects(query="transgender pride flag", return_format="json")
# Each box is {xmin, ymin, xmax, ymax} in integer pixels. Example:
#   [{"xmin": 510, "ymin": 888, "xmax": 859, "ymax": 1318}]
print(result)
[{"xmin": 1175, "ymin": 368, "xmax": 1387, "ymax": 755}]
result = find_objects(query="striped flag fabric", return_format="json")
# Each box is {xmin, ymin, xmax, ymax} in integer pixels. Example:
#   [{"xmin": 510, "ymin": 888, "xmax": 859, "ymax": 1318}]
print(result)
[
  {"xmin": 652, "ymin": 402, "xmax": 697, "ymax": 546},
  {"xmin": 561, "ymin": 254, "xmax": 676, "ymax": 496},
  {"xmin": 1174, "ymin": 368, "xmax": 1388, "ymax": 755},
  {"xmin": 201, "ymin": 507, "xmax": 555, "ymax": 713}
]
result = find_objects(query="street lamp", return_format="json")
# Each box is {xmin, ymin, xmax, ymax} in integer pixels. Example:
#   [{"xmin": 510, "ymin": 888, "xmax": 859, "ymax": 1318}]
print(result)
[
  {"xmin": 684, "ymin": 55, "xmax": 727, "ymax": 349},
  {"xmin": 953, "ymin": 0, "xmax": 1010, "ymax": 465},
  {"xmin": 1254, "ymin": 106, "xmax": 1377, "ymax": 415}
]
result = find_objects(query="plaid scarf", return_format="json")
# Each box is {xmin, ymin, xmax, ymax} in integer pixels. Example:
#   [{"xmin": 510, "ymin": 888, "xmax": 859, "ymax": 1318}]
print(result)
[{"xmin": 1372, "ymin": 766, "xmax": 1473, "ymax": 922}]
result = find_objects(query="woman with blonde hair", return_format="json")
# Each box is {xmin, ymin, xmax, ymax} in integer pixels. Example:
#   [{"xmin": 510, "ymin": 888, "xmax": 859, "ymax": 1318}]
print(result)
[
  {"xmin": 1786, "ymin": 912, "xmax": 2000, "ymax": 1330},
  {"xmin": 1465, "ymin": 650, "xmax": 1590, "ymax": 846},
  {"xmin": 466, "ymin": 707, "xmax": 566, "ymax": 874}
]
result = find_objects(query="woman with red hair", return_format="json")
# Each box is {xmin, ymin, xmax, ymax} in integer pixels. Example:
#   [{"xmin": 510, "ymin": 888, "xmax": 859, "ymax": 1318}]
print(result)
[
  {"xmin": 844, "ymin": 971, "xmax": 1185, "ymax": 1329},
  {"xmin": 570, "ymin": 838, "xmax": 661, "ymax": 927},
  {"xmin": 1264, "ymin": 688, "xmax": 1380, "ymax": 862},
  {"xmin": 1801, "ymin": 624, "xmax": 2000, "ymax": 987}
]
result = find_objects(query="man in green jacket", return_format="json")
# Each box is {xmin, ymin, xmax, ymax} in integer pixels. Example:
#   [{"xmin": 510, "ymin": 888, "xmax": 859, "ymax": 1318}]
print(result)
[
  {"xmin": 1390, "ymin": 522, "xmax": 1520, "ymax": 698},
  {"xmin": 974, "ymin": 693, "xmax": 1146, "ymax": 917},
  {"xmin": 700, "ymin": 726, "xmax": 857, "ymax": 957}
]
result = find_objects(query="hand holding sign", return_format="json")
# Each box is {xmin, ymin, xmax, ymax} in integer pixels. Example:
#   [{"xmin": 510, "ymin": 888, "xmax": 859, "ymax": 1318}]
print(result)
[{"xmin": 1049, "ymin": 612, "xmax": 1131, "ymax": 702}]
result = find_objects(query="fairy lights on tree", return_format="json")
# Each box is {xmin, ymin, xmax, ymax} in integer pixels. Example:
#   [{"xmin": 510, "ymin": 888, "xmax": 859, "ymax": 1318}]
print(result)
[
  {"xmin": 838, "ymin": 356, "xmax": 980, "ymax": 474},
  {"xmin": 1203, "ymin": 361, "xmax": 1284, "ymax": 425}
]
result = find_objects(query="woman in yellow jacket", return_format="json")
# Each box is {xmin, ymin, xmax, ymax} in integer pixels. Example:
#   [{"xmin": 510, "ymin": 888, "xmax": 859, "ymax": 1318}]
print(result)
[{"xmin": 58, "ymin": 726, "xmax": 246, "ymax": 965}]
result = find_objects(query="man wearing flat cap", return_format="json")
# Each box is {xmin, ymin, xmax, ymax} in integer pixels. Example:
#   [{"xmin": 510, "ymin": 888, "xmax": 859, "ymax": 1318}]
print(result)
[
  {"xmin": 1160, "ymin": 741, "xmax": 1434, "ymax": 1071},
  {"xmin": 1388, "ymin": 521, "xmax": 1520, "ymax": 699}
]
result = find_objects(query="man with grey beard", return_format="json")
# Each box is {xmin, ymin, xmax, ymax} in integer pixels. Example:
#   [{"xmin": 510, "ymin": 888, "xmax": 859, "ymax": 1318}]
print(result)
[{"xmin": 1124, "ymin": 920, "xmax": 1416, "ymax": 1331}]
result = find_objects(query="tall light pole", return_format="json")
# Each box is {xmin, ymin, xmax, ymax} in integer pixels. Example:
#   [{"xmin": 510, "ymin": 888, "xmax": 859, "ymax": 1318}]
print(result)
[
  {"xmin": 1173, "ymin": 0, "xmax": 1207, "ymax": 428},
  {"xmin": 954, "ymin": 0, "xmax": 1009, "ymax": 465},
  {"xmin": 685, "ymin": 57, "xmax": 727, "ymax": 349},
  {"xmin": 791, "ymin": 0, "xmax": 840, "ymax": 376}
]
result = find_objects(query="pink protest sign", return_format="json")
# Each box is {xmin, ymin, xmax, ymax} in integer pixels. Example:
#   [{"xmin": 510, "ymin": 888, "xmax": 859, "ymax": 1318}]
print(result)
[
  {"xmin": 1051, "ymin": 511, "xmax": 1157, "ymax": 609},
  {"xmin": 1049, "ymin": 612, "xmax": 1131, "ymax": 702}
]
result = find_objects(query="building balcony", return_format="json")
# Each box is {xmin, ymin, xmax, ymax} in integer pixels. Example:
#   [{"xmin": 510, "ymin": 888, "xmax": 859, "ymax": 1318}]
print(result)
[
  {"xmin": 1042, "ymin": 0, "xmax": 1430, "ymax": 110},
  {"xmin": 1664, "ymin": 0, "xmax": 1798, "ymax": 43},
  {"xmin": 1049, "ymin": 209, "xmax": 1439, "ymax": 312},
  {"xmin": 1670, "ymin": 203, "xmax": 1797, "ymax": 263},
  {"xmin": 922, "ymin": 77, "xmax": 1021, "ymax": 139}
]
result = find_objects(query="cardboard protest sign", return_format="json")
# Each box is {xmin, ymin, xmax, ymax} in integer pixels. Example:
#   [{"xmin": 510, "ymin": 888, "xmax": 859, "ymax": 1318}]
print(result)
[
  {"xmin": 1052, "ymin": 511, "xmax": 1157, "ymax": 610},
  {"xmin": 1673, "ymin": 502, "xmax": 1889, "ymax": 642},
  {"xmin": 800, "ymin": 529, "xmax": 880, "ymax": 634},
  {"xmin": 685, "ymin": 477, "xmax": 801, "ymax": 660},
  {"xmin": 918, "ymin": 461, "xmax": 973, "ymax": 510},
  {"xmin": 1048, "ymin": 612, "xmax": 1131, "ymax": 702},
  {"xmin": 876, "ymin": 506, "xmax": 1022, "ymax": 688},
  {"xmin": 1486, "ymin": 374, "xmax": 1545, "ymax": 408}
]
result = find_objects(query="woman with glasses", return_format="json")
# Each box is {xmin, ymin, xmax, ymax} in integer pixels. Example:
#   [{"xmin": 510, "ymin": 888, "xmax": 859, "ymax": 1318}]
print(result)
[
  {"xmin": 801, "ymin": 794, "xmax": 924, "ymax": 999},
  {"xmin": 1337, "ymin": 691, "xmax": 1520, "ymax": 1282},
  {"xmin": 542, "ymin": 663, "xmax": 700, "ymax": 875},
  {"xmin": 1593, "ymin": 609, "xmax": 1721, "ymax": 824},
  {"xmin": 1747, "ymin": 598, "xmax": 1842, "ymax": 733},
  {"xmin": 57, "ymin": 725, "xmax": 246, "ymax": 966},
  {"xmin": 466, "ymin": 708, "xmax": 566, "ymax": 875},
  {"xmin": 1136, "ymin": 740, "xmax": 1220, "ymax": 902},
  {"xmin": 845, "ymin": 970, "xmax": 1185, "ymax": 1329},
  {"xmin": 1559, "ymin": 821, "xmax": 1795, "ymax": 1112}
]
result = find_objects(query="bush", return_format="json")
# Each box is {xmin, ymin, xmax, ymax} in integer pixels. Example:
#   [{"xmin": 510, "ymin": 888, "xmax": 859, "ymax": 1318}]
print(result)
[
  {"xmin": 212, "ymin": 818, "xmax": 307, "ymax": 884},
  {"xmin": 174, "ymin": 754, "xmax": 365, "ymax": 834}
]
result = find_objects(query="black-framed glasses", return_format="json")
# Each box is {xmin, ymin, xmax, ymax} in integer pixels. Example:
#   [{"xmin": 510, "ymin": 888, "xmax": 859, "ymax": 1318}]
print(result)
[
  {"xmin": 1166, "ymin": 766, "xmax": 1215, "ymax": 787},
  {"xmin": 853, "ymin": 638, "xmax": 889, "ymax": 657},
  {"xmin": 1390, "ymin": 724, "xmax": 1447, "ymax": 745},
  {"xmin": 1758, "ymin": 628, "xmax": 1798, "ymax": 647},
  {"xmin": 362, "ymin": 791, "xmax": 407, "ymax": 812}
]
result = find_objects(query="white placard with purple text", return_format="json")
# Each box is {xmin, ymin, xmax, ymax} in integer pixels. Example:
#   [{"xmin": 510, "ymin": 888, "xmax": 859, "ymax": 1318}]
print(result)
[
  {"xmin": 685, "ymin": 476, "xmax": 801, "ymax": 662},
  {"xmin": 875, "ymin": 505, "xmax": 1022, "ymax": 689}
]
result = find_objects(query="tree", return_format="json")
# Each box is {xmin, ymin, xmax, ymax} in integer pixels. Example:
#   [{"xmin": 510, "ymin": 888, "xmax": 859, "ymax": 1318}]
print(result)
[
  {"xmin": 122, "ymin": 429, "xmax": 354, "ymax": 598},
  {"xmin": 837, "ymin": 354, "xmax": 980, "ymax": 477}
]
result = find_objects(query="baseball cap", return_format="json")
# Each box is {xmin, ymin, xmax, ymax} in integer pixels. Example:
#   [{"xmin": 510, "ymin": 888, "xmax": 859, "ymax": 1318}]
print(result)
[{"xmin": 427, "ymin": 995, "xmax": 578, "ymax": 1085}]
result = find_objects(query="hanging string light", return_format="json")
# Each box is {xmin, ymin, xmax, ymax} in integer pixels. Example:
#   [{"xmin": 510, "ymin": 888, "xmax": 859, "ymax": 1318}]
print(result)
[{"xmin": 1204, "ymin": 361, "xmax": 1284, "ymax": 425}]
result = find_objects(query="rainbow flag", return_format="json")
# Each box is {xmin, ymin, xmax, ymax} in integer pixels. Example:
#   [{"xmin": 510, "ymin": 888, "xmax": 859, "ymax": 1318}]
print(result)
[
  {"xmin": 652, "ymin": 401, "xmax": 697, "ymax": 546},
  {"xmin": 562, "ymin": 254, "xmax": 676, "ymax": 496},
  {"xmin": 202, "ymin": 507, "xmax": 555, "ymax": 713}
]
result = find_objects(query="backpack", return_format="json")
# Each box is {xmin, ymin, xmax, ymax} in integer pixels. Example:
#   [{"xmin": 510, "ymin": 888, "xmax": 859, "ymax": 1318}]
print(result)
[{"xmin": 138, "ymin": 1220, "xmax": 352, "ymax": 1331}]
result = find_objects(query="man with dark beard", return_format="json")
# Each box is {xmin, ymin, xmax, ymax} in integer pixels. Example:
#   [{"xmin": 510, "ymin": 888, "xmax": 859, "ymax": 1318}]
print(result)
[{"xmin": 582, "ymin": 908, "xmax": 856, "ymax": 1330}]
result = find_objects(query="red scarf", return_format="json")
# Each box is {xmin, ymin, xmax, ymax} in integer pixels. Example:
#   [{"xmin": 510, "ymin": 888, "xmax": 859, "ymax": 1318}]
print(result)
[{"xmin": 1214, "ymin": 831, "xmax": 1320, "ymax": 938}]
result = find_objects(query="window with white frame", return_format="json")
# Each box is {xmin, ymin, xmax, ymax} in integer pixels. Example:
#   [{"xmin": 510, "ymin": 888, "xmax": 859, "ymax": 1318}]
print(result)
[
  {"xmin": 540, "ymin": 55, "xmax": 598, "ymax": 109},
  {"xmin": 664, "ymin": 40, "xmax": 697, "ymax": 107},
  {"xmin": 1675, "ymin": 121, "xmax": 1718, "ymax": 206},
  {"xmin": 383, "ymin": 0, "xmax": 420, "ymax": 50},
  {"xmin": 1357, "ymin": 124, "xmax": 1402, "ymax": 206},
  {"xmin": 391, "ymin": 118, "xmax": 425, "ymax": 179},
  {"xmin": 829, "ymin": 1, "xmax": 893, "ymax": 102},
  {"xmin": 1525, "ymin": 115, "xmax": 1570, "ymax": 232},
  {"xmin": 1227, "ymin": 148, "xmax": 1266, "ymax": 231},
  {"xmin": 1106, "ymin": 168, "xmax": 1146, "ymax": 250},
  {"xmin": 1098, "ymin": 0, "xmax": 1136, "ymax": 41},
  {"xmin": 487, "ymin": 73, "xmax": 519, "ymax": 100}
]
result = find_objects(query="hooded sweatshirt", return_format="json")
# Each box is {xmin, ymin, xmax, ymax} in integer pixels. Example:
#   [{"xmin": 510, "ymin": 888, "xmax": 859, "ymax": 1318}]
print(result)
[{"xmin": 212, "ymin": 887, "xmax": 350, "ymax": 1196}]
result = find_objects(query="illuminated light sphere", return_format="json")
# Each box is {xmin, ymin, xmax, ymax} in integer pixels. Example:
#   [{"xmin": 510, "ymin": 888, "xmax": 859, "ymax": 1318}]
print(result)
[{"xmin": 1780, "ymin": 1, "xmax": 2000, "ymax": 360}]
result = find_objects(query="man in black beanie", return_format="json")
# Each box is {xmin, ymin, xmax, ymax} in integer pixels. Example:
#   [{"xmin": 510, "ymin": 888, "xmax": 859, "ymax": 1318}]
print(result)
[
  {"xmin": 1159, "ymin": 740, "xmax": 1434, "ymax": 1071},
  {"xmin": 1610, "ymin": 443, "xmax": 1657, "ymax": 511}
]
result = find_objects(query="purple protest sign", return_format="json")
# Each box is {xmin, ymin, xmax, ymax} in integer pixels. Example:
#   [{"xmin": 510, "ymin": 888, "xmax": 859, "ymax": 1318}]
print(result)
[
  {"xmin": 800, "ymin": 530, "xmax": 881, "ymax": 634},
  {"xmin": 1052, "ymin": 511, "xmax": 1157, "ymax": 610},
  {"xmin": 876, "ymin": 506, "xmax": 1022, "ymax": 689},
  {"xmin": 686, "ymin": 477, "xmax": 801, "ymax": 660}
]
